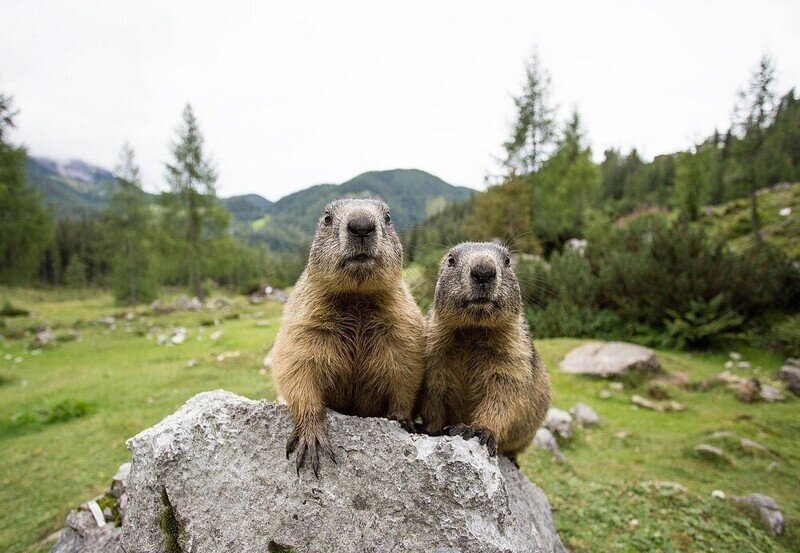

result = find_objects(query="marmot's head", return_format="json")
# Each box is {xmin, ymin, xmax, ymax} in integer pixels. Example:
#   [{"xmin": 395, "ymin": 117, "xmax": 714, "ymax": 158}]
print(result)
[
  {"xmin": 432, "ymin": 242, "xmax": 521, "ymax": 327},
  {"xmin": 307, "ymin": 198, "xmax": 403, "ymax": 292}
]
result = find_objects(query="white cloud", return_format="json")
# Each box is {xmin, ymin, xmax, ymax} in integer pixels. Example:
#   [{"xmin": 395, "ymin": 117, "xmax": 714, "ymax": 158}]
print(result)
[{"xmin": 2, "ymin": 0, "xmax": 799, "ymax": 199}]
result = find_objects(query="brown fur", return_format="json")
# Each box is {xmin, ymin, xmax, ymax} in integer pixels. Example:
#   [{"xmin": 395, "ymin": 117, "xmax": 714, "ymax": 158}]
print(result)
[
  {"xmin": 272, "ymin": 199, "xmax": 424, "ymax": 476},
  {"xmin": 418, "ymin": 242, "xmax": 550, "ymax": 460}
]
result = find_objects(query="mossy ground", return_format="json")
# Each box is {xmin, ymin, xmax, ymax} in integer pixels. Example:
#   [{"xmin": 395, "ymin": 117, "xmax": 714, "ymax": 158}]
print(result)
[{"xmin": 0, "ymin": 288, "xmax": 797, "ymax": 552}]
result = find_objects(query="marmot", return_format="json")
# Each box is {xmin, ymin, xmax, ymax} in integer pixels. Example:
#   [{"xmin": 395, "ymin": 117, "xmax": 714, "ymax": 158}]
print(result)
[
  {"xmin": 418, "ymin": 242, "xmax": 550, "ymax": 462},
  {"xmin": 272, "ymin": 198, "xmax": 425, "ymax": 476}
]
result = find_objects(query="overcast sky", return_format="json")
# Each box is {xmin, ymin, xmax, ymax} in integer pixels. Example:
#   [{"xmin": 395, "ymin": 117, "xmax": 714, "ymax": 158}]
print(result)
[{"xmin": 2, "ymin": 1, "xmax": 799, "ymax": 200}]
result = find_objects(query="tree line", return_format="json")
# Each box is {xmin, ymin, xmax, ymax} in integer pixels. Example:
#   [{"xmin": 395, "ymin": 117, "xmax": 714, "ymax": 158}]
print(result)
[
  {"xmin": 404, "ymin": 53, "xmax": 800, "ymax": 350},
  {"xmin": 0, "ymin": 100, "xmax": 280, "ymax": 305}
]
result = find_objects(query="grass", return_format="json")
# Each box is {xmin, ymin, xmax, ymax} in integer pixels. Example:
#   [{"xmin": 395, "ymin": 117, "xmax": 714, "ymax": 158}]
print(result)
[{"xmin": 0, "ymin": 288, "xmax": 797, "ymax": 551}]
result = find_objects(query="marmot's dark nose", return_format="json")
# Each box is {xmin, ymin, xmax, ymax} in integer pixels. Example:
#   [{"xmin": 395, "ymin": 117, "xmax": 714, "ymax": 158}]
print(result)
[
  {"xmin": 470, "ymin": 262, "xmax": 496, "ymax": 285},
  {"xmin": 347, "ymin": 215, "xmax": 376, "ymax": 238}
]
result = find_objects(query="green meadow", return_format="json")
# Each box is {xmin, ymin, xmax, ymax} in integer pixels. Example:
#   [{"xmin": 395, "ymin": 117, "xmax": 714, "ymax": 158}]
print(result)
[{"xmin": 0, "ymin": 288, "xmax": 797, "ymax": 552}]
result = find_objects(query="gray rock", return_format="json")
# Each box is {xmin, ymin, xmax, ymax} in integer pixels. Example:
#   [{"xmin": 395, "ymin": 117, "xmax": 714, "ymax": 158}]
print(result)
[
  {"xmin": 110, "ymin": 463, "xmax": 130, "ymax": 499},
  {"xmin": 543, "ymin": 407, "xmax": 573, "ymax": 439},
  {"xmin": 559, "ymin": 341, "xmax": 660, "ymax": 378},
  {"xmin": 122, "ymin": 390, "xmax": 566, "ymax": 553},
  {"xmin": 51, "ymin": 510, "xmax": 121, "ymax": 553},
  {"xmin": 533, "ymin": 428, "xmax": 565, "ymax": 462},
  {"xmin": 735, "ymin": 493, "xmax": 784, "ymax": 536},
  {"xmin": 694, "ymin": 444, "xmax": 731, "ymax": 464},
  {"xmin": 759, "ymin": 383, "xmax": 786, "ymax": 402},
  {"xmin": 740, "ymin": 438, "xmax": 770, "ymax": 456},
  {"xmin": 570, "ymin": 403, "xmax": 601, "ymax": 426},
  {"xmin": 777, "ymin": 364, "xmax": 800, "ymax": 395},
  {"xmin": 31, "ymin": 328, "xmax": 57, "ymax": 349}
]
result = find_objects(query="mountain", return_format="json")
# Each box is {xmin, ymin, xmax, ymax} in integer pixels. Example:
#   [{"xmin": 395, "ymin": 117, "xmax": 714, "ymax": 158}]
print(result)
[
  {"xmin": 220, "ymin": 194, "xmax": 273, "ymax": 221},
  {"xmin": 26, "ymin": 156, "xmax": 119, "ymax": 216},
  {"xmin": 239, "ymin": 169, "xmax": 475, "ymax": 251},
  {"xmin": 26, "ymin": 156, "xmax": 475, "ymax": 252}
]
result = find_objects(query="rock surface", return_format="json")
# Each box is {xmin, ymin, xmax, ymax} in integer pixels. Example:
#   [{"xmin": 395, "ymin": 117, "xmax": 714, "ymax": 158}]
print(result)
[
  {"xmin": 570, "ymin": 403, "xmax": 601, "ymax": 426},
  {"xmin": 543, "ymin": 408, "xmax": 573, "ymax": 439},
  {"xmin": 559, "ymin": 341, "xmax": 660, "ymax": 378},
  {"xmin": 694, "ymin": 444, "xmax": 731, "ymax": 464},
  {"xmin": 777, "ymin": 364, "xmax": 800, "ymax": 395},
  {"xmin": 533, "ymin": 428, "xmax": 565, "ymax": 462},
  {"xmin": 735, "ymin": 493, "xmax": 784, "ymax": 537},
  {"xmin": 122, "ymin": 390, "xmax": 566, "ymax": 553}
]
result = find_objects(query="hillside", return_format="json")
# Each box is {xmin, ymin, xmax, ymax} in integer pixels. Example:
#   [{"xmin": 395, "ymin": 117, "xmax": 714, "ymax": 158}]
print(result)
[
  {"xmin": 240, "ymin": 169, "xmax": 475, "ymax": 251},
  {"xmin": 219, "ymin": 194, "xmax": 273, "ymax": 222},
  {"xmin": 699, "ymin": 182, "xmax": 800, "ymax": 260},
  {"xmin": 26, "ymin": 157, "xmax": 118, "ymax": 217}
]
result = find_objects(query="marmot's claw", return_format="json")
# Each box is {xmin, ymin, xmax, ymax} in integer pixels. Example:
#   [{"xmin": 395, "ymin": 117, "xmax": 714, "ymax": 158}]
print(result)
[
  {"xmin": 285, "ymin": 430, "xmax": 300, "ymax": 459},
  {"xmin": 446, "ymin": 424, "xmax": 497, "ymax": 456},
  {"xmin": 387, "ymin": 413, "xmax": 416, "ymax": 433}
]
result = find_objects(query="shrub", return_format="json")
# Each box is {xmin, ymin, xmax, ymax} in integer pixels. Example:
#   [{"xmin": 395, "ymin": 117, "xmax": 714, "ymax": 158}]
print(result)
[
  {"xmin": 0, "ymin": 300, "xmax": 29, "ymax": 317},
  {"xmin": 773, "ymin": 314, "xmax": 800, "ymax": 357},
  {"xmin": 662, "ymin": 294, "xmax": 744, "ymax": 349}
]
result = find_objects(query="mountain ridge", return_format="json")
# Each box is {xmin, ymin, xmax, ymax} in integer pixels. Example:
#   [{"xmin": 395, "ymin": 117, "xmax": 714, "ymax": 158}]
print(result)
[{"xmin": 26, "ymin": 156, "xmax": 475, "ymax": 250}]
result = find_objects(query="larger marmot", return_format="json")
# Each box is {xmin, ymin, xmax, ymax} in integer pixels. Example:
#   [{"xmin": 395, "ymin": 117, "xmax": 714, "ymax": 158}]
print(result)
[
  {"xmin": 418, "ymin": 242, "xmax": 550, "ymax": 462},
  {"xmin": 272, "ymin": 199, "xmax": 425, "ymax": 476}
]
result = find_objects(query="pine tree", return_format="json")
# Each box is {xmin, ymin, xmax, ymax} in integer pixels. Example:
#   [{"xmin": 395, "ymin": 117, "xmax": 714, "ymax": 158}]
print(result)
[
  {"xmin": 107, "ymin": 143, "xmax": 156, "ymax": 306},
  {"xmin": 163, "ymin": 104, "xmax": 226, "ymax": 300},
  {"xmin": 502, "ymin": 51, "xmax": 556, "ymax": 176},
  {"xmin": 733, "ymin": 55, "xmax": 778, "ymax": 243},
  {"xmin": 0, "ymin": 93, "xmax": 52, "ymax": 284}
]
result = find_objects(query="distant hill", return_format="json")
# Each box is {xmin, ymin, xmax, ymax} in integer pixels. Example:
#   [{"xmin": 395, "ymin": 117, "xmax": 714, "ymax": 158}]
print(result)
[
  {"xmin": 26, "ymin": 157, "xmax": 474, "ymax": 252},
  {"xmin": 26, "ymin": 156, "xmax": 119, "ymax": 217},
  {"xmin": 239, "ymin": 169, "xmax": 475, "ymax": 251},
  {"xmin": 220, "ymin": 194, "xmax": 273, "ymax": 221}
]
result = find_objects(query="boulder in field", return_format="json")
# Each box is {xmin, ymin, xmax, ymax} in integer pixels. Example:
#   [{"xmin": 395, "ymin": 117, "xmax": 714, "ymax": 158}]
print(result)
[
  {"xmin": 777, "ymin": 364, "xmax": 800, "ymax": 396},
  {"xmin": 559, "ymin": 342, "xmax": 660, "ymax": 378},
  {"xmin": 570, "ymin": 403, "xmax": 601, "ymax": 426},
  {"xmin": 543, "ymin": 407, "xmax": 573, "ymax": 439},
  {"xmin": 694, "ymin": 444, "xmax": 731, "ymax": 464},
  {"xmin": 533, "ymin": 427, "xmax": 565, "ymax": 462},
  {"xmin": 735, "ymin": 493, "xmax": 784, "ymax": 537},
  {"xmin": 121, "ymin": 391, "xmax": 566, "ymax": 553}
]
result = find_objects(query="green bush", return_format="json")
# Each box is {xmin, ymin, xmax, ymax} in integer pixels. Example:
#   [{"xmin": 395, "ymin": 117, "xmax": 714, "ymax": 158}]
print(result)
[
  {"xmin": 662, "ymin": 294, "xmax": 744, "ymax": 349},
  {"xmin": 0, "ymin": 300, "xmax": 29, "ymax": 317},
  {"xmin": 773, "ymin": 314, "xmax": 800, "ymax": 357}
]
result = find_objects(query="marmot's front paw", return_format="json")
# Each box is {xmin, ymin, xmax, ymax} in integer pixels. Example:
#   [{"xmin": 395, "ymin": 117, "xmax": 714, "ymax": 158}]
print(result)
[
  {"xmin": 285, "ymin": 425, "xmax": 336, "ymax": 478},
  {"xmin": 445, "ymin": 424, "xmax": 498, "ymax": 457},
  {"xmin": 386, "ymin": 412, "xmax": 415, "ymax": 433}
]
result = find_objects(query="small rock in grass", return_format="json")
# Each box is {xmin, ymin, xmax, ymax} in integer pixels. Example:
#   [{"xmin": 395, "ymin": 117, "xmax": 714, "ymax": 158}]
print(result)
[
  {"xmin": 598, "ymin": 389, "xmax": 612, "ymax": 399},
  {"xmin": 631, "ymin": 394, "xmax": 684, "ymax": 412},
  {"xmin": 729, "ymin": 352, "xmax": 742, "ymax": 361},
  {"xmin": 735, "ymin": 493, "xmax": 784, "ymax": 537},
  {"xmin": 736, "ymin": 378, "xmax": 761, "ymax": 403},
  {"xmin": 533, "ymin": 427, "xmax": 565, "ymax": 462},
  {"xmin": 711, "ymin": 490, "xmax": 726, "ymax": 499},
  {"xmin": 740, "ymin": 438, "xmax": 770, "ymax": 456},
  {"xmin": 169, "ymin": 327, "xmax": 187, "ymax": 345},
  {"xmin": 570, "ymin": 403, "xmax": 601, "ymax": 426},
  {"xmin": 785, "ymin": 357, "xmax": 799, "ymax": 368},
  {"xmin": 216, "ymin": 351, "xmax": 241, "ymax": 363},
  {"xmin": 759, "ymin": 384, "xmax": 785, "ymax": 402},
  {"xmin": 544, "ymin": 408, "xmax": 573, "ymax": 439},
  {"xmin": 614, "ymin": 431, "xmax": 629, "ymax": 439},
  {"xmin": 766, "ymin": 461, "xmax": 780, "ymax": 472},
  {"xmin": 186, "ymin": 359, "xmax": 198, "ymax": 368},
  {"xmin": 628, "ymin": 519, "xmax": 639, "ymax": 529},
  {"xmin": 709, "ymin": 430, "xmax": 736, "ymax": 440},
  {"xmin": 209, "ymin": 329, "xmax": 223, "ymax": 341},
  {"xmin": 735, "ymin": 361, "xmax": 752, "ymax": 370},
  {"xmin": 777, "ymin": 364, "xmax": 800, "ymax": 396},
  {"xmin": 610, "ymin": 382, "xmax": 624, "ymax": 391},
  {"xmin": 30, "ymin": 328, "xmax": 57, "ymax": 349},
  {"xmin": 695, "ymin": 444, "xmax": 731, "ymax": 464},
  {"xmin": 255, "ymin": 320, "xmax": 270, "ymax": 327},
  {"xmin": 642, "ymin": 481, "xmax": 686, "ymax": 493}
]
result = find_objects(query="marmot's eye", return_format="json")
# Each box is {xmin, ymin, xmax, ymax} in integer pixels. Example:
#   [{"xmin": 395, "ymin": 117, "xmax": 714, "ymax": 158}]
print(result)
[
  {"xmin": 504, "ymin": 255, "xmax": 511, "ymax": 267},
  {"xmin": 384, "ymin": 212, "xmax": 391, "ymax": 225},
  {"xmin": 447, "ymin": 254, "xmax": 456, "ymax": 267},
  {"xmin": 323, "ymin": 211, "xmax": 332, "ymax": 226}
]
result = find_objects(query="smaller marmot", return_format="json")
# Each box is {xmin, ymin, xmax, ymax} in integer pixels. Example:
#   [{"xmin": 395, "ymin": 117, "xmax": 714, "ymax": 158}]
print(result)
[
  {"xmin": 272, "ymin": 199, "xmax": 425, "ymax": 477},
  {"xmin": 418, "ymin": 242, "xmax": 550, "ymax": 462}
]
